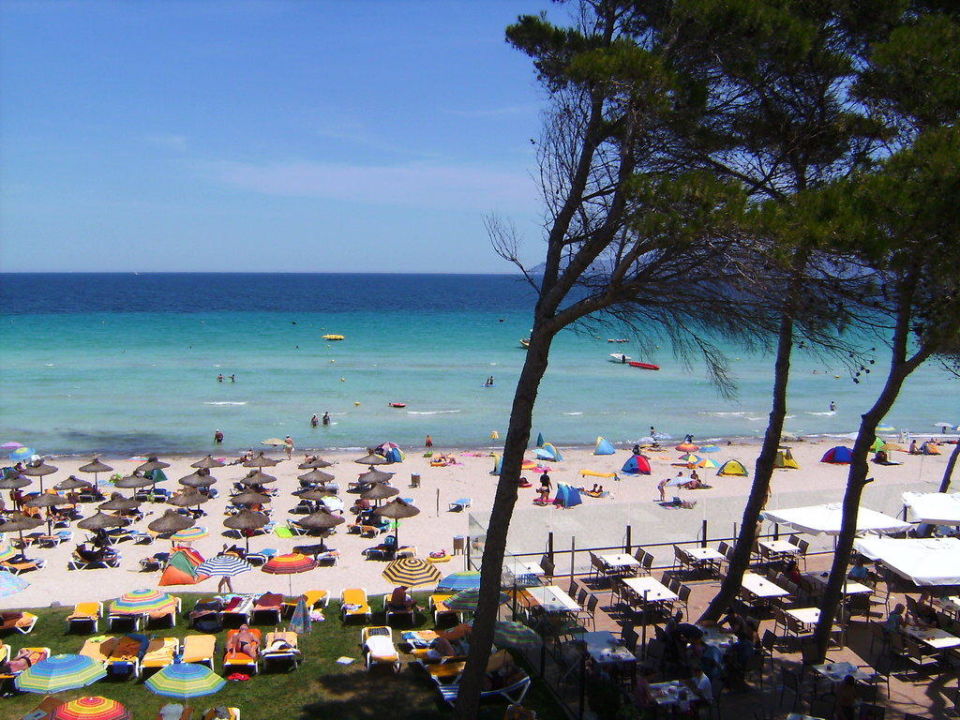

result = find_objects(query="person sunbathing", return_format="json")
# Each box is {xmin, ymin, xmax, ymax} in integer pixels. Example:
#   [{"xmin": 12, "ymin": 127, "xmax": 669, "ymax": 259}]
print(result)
[
  {"xmin": 228, "ymin": 624, "xmax": 260, "ymax": 658},
  {"xmin": 1, "ymin": 647, "xmax": 46, "ymax": 673}
]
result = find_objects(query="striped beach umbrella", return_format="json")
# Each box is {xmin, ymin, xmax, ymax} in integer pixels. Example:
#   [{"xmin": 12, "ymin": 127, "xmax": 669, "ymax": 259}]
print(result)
[
  {"xmin": 675, "ymin": 443, "xmax": 700, "ymax": 453},
  {"xmin": 51, "ymin": 696, "xmax": 130, "ymax": 720},
  {"xmin": 696, "ymin": 458, "xmax": 719, "ymax": 469},
  {"xmin": 170, "ymin": 526, "xmax": 209, "ymax": 543},
  {"xmin": 9, "ymin": 446, "xmax": 35, "ymax": 461},
  {"xmin": 145, "ymin": 662, "xmax": 225, "ymax": 699},
  {"xmin": 382, "ymin": 557, "xmax": 442, "ymax": 588},
  {"xmin": 0, "ymin": 545, "xmax": 20, "ymax": 563},
  {"xmin": 111, "ymin": 589, "xmax": 176, "ymax": 615},
  {"xmin": 16, "ymin": 654, "xmax": 107, "ymax": 693},
  {"xmin": 491, "ymin": 620, "xmax": 541, "ymax": 647},
  {"xmin": 262, "ymin": 552, "xmax": 317, "ymax": 594},
  {"xmin": 698, "ymin": 445, "xmax": 721, "ymax": 453},
  {"xmin": 444, "ymin": 587, "xmax": 509, "ymax": 612},
  {"xmin": 676, "ymin": 453, "xmax": 703, "ymax": 465},
  {"xmin": 437, "ymin": 571, "xmax": 482, "ymax": 592},
  {"xmin": 196, "ymin": 555, "xmax": 252, "ymax": 578}
]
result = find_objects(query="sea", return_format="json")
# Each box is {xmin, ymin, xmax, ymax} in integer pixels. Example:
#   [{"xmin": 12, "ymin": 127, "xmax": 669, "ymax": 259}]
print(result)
[{"xmin": 0, "ymin": 273, "xmax": 955, "ymax": 457}]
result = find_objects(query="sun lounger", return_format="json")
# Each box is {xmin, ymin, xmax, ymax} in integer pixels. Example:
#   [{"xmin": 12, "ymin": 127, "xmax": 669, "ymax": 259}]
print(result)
[
  {"xmin": 66, "ymin": 602, "xmax": 102, "ymax": 633},
  {"xmin": 189, "ymin": 598, "xmax": 224, "ymax": 633},
  {"xmin": 382, "ymin": 594, "xmax": 417, "ymax": 626},
  {"xmin": 145, "ymin": 597, "xmax": 181, "ymax": 630},
  {"xmin": 0, "ymin": 644, "xmax": 8, "ymax": 664},
  {"xmin": 0, "ymin": 558, "xmax": 45, "ymax": 575},
  {"xmin": 316, "ymin": 551, "xmax": 338, "ymax": 566},
  {"xmin": 140, "ymin": 637, "xmax": 180, "ymax": 678},
  {"xmin": 0, "ymin": 647, "xmax": 50, "ymax": 688},
  {"xmin": 69, "ymin": 548, "xmax": 120, "ymax": 570},
  {"xmin": 0, "ymin": 611, "xmax": 38, "ymax": 635},
  {"xmin": 361, "ymin": 626, "xmax": 401, "ymax": 673},
  {"xmin": 103, "ymin": 633, "xmax": 149, "ymax": 678},
  {"xmin": 223, "ymin": 627, "xmax": 261, "ymax": 674},
  {"xmin": 202, "ymin": 708, "xmax": 240, "ymax": 720},
  {"xmin": 448, "ymin": 498, "xmax": 472, "ymax": 512},
  {"xmin": 430, "ymin": 594, "xmax": 461, "ymax": 625},
  {"xmin": 282, "ymin": 590, "xmax": 328, "ymax": 617},
  {"xmin": 219, "ymin": 595, "xmax": 255, "ymax": 627},
  {"xmin": 78, "ymin": 635, "xmax": 113, "ymax": 664},
  {"xmin": 18, "ymin": 694, "xmax": 61, "ymax": 720},
  {"xmin": 262, "ymin": 631, "xmax": 301, "ymax": 670},
  {"xmin": 182, "ymin": 634, "xmax": 217, "ymax": 669},
  {"xmin": 340, "ymin": 588, "xmax": 372, "ymax": 623},
  {"xmin": 157, "ymin": 703, "xmax": 193, "ymax": 720},
  {"xmin": 251, "ymin": 592, "xmax": 284, "ymax": 625},
  {"xmin": 437, "ymin": 673, "xmax": 532, "ymax": 706}
]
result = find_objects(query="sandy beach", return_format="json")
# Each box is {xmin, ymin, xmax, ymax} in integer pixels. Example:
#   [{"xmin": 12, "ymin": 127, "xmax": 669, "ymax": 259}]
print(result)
[{"xmin": 2, "ymin": 436, "xmax": 954, "ymax": 611}]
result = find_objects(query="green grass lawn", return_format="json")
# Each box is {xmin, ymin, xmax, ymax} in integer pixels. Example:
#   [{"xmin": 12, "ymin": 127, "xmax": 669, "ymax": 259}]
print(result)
[{"xmin": 1, "ymin": 593, "xmax": 567, "ymax": 720}]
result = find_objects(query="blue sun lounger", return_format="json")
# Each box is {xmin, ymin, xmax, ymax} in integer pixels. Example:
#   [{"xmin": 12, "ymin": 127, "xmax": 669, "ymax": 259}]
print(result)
[{"xmin": 448, "ymin": 498, "xmax": 471, "ymax": 512}]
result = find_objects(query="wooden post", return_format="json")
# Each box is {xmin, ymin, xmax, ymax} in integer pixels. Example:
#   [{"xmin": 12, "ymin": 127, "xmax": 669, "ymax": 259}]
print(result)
[
  {"xmin": 436, "ymin": 488, "xmax": 440, "ymax": 517},
  {"xmin": 570, "ymin": 537, "xmax": 576, "ymax": 582},
  {"xmin": 548, "ymin": 531, "xmax": 554, "ymax": 561},
  {"xmin": 701, "ymin": 519, "xmax": 708, "ymax": 548},
  {"xmin": 625, "ymin": 525, "xmax": 632, "ymax": 553}
]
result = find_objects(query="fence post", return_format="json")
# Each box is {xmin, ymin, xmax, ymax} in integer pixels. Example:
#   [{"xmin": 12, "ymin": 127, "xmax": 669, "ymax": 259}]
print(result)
[
  {"xmin": 701, "ymin": 519, "xmax": 708, "ymax": 548},
  {"xmin": 774, "ymin": 522, "xmax": 779, "ymax": 541},
  {"xmin": 465, "ymin": 535, "xmax": 471, "ymax": 571},
  {"xmin": 625, "ymin": 525, "xmax": 632, "ymax": 554},
  {"xmin": 548, "ymin": 531, "xmax": 554, "ymax": 561},
  {"xmin": 570, "ymin": 536, "xmax": 576, "ymax": 582}
]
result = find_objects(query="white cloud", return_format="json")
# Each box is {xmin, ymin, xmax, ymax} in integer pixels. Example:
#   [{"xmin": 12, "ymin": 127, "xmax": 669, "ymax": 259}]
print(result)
[{"xmin": 208, "ymin": 160, "xmax": 536, "ymax": 212}]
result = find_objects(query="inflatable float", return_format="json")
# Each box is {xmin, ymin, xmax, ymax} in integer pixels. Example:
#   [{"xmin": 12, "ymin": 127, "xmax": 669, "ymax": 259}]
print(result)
[
  {"xmin": 322, "ymin": 334, "xmax": 345, "ymax": 341},
  {"xmin": 628, "ymin": 361, "xmax": 660, "ymax": 370},
  {"xmin": 388, "ymin": 402, "xmax": 406, "ymax": 408}
]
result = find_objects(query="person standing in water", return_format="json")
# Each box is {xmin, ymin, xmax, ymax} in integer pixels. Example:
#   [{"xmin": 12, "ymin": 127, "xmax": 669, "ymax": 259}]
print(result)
[
  {"xmin": 322, "ymin": 412, "xmax": 330, "ymax": 426},
  {"xmin": 311, "ymin": 414, "xmax": 319, "ymax": 428},
  {"xmin": 214, "ymin": 429, "xmax": 224, "ymax": 444}
]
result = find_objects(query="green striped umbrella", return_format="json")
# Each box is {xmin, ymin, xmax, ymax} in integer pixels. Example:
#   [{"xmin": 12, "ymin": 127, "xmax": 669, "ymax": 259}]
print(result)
[
  {"xmin": 444, "ymin": 587, "xmax": 509, "ymax": 612},
  {"xmin": 382, "ymin": 557, "xmax": 442, "ymax": 588},
  {"xmin": 491, "ymin": 620, "xmax": 541, "ymax": 647},
  {"xmin": 15, "ymin": 654, "xmax": 107, "ymax": 693},
  {"xmin": 145, "ymin": 662, "xmax": 225, "ymax": 699},
  {"xmin": 169, "ymin": 526, "xmax": 209, "ymax": 543},
  {"xmin": 437, "ymin": 571, "xmax": 482, "ymax": 592}
]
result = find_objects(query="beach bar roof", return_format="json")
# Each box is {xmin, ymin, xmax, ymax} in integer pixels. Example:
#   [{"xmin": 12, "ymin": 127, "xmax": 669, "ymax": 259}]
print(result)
[
  {"xmin": 854, "ymin": 536, "xmax": 960, "ymax": 587},
  {"xmin": 902, "ymin": 491, "xmax": 960, "ymax": 525},
  {"xmin": 761, "ymin": 502, "xmax": 911, "ymax": 536}
]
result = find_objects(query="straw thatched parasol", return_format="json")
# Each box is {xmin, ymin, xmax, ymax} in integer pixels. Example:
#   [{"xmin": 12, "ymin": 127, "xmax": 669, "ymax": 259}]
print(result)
[
  {"xmin": 56, "ymin": 475, "xmax": 92, "ymax": 492},
  {"xmin": 78, "ymin": 458, "xmax": 113, "ymax": 487},
  {"xmin": 374, "ymin": 498, "xmax": 420, "ymax": 548},
  {"xmin": 298, "ymin": 457, "xmax": 333, "ymax": 469},
  {"xmin": 98, "ymin": 493, "xmax": 141, "ymax": 512},
  {"xmin": 361, "ymin": 483, "xmax": 399, "ymax": 504},
  {"xmin": 0, "ymin": 513, "xmax": 45, "ymax": 560},
  {"xmin": 22, "ymin": 493, "xmax": 67, "ymax": 535},
  {"xmin": 358, "ymin": 469, "xmax": 394, "ymax": 484},
  {"xmin": 114, "ymin": 475, "xmax": 154, "ymax": 490},
  {"xmin": 355, "ymin": 453, "xmax": 388, "ymax": 465},
  {"xmin": 190, "ymin": 455, "xmax": 225, "ymax": 470},
  {"xmin": 223, "ymin": 510, "xmax": 269, "ymax": 552},
  {"xmin": 77, "ymin": 511, "xmax": 129, "ymax": 532},
  {"xmin": 243, "ymin": 452, "xmax": 279, "ymax": 469},
  {"xmin": 148, "ymin": 509, "xmax": 194, "ymax": 535},
  {"xmin": 136, "ymin": 459, "xmax": 170, "ymax": 473},
  {"xmin": 297, "ymin": 469, "xmax": 336, "ymax": 485},
  {"xmin": 0, "ymin": 475, "xmax": 31, "ymax": 491},
  {"xmin": 293, "ymin": 509, "xmax": 343, "ymax": 550},
  {"xmin": 231, "ymin": 491, "xmax": 271, "ymax": 507},
  {"xmin": 167, "ymin": 492, "xmax": 209, "ymax": 509},
  {"xmin": 178, "ymin": 472, "xmax": 217, "ymax": 489},
  {"xmin": 21, "ymin": 462, "xmax": 58, "ymax": 492},
  {"xmin": 238, "ymin": 471, "xmax": 277, "ymax": 486},
  {"xmin": 296, "ymin": 488, "xmax": 336, "ymax": 503}
]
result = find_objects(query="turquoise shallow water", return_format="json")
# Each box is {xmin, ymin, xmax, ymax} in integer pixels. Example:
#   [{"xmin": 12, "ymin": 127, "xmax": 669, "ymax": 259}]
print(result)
[{"xmin": 0, "ymin": 274, "xmax": 955, "ymax": 456}]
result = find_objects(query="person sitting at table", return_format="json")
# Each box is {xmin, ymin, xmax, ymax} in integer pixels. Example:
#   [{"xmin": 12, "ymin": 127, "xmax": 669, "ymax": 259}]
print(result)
[
  {"xmin": 882, "ymin": 603, "xmax": 905, "ymax": 633},
  {"xmin": 686, "ymin": 667, "xmax": 714, "ymax": 710},
  {"xmin": 632, "ymin": 666, "xmax": 656, "ymax": 710},
  {"xmin": 910, "ymin": 600, "xmax": 940, "ymax": 629},
  {"xmin": 834, "ymin": 674, "xmax": 857, "ymax": 720},
  {"xmin": 784, "ymin": 558, "xmax": 803, "ymax": 585},
  {"xmin": 848, "ymin": 556, "xmax": 870, "ymax": 582}
]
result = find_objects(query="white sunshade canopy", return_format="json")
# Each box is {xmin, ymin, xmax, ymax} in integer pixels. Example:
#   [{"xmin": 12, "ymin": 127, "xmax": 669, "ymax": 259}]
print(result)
[
  {"xmin": 761, "ymin": 502, "xmax": 912, "ymax": 536},
  {"xmin": 902, "ymin": 492, "xmax": 960, "ymax": 525},
  {"xmin": 854, "ymin": 536, "xmax": 960, "ymax": 587}
]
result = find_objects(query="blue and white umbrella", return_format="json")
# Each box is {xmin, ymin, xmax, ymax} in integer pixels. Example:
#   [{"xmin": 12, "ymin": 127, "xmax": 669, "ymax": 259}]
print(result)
[
  {"xmin": 0, "ymin": 570, "xmax": 29, "ymax": 599},
  {"xmin": 196, "ymin": 555, "xmax": 252, "ymax": 578},
  {"xmin": 290, "ymin": 595, "xmax": 312, "ymax": 635},
  {"xmin": 9, "ymin": 447, "xmax": 35, "ymax": 461}
]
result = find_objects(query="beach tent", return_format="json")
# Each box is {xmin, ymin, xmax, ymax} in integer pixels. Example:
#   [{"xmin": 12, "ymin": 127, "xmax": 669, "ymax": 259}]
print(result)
[
  {"xmin": 921, "ymin": 442, "xmax": 942, "ymax": 455},
  {"xmin": 870, "ymin": 437, "xmax": 885, "ymax": 453},
  {"xmin": 536, "ymin": 432, "xmax": 544, "ymax": 448},
  {"xmin": 820, "ymin": 446, "xmax": 854, "ymax": 464},
  {"xmin": 594, "ymin": 437, "xmax": 616, "ymax": 456},
  {"xmin": 854, "ymin": 536, "xmax": 960, "ymax": 587},
  {"xmin": 553, "ymin": 483, "xmax": 582, "ymax": 509},
  {"xmin": 761, "ymin": 502, "xmax": 911, "ymax": 536},
  {"xmin": 491, "ymin": 454, "xmax": 502, "ymax": 476},
  {"xmin": 717, "ymin": 460, "xmax": 748, "ymax": 477},
  {"xmin": 773, "ymin": 447, "xmax": 799, "ymax": 469},
  {"xmin": 902, "ymin": 492, "xmax": 960, "ymax": 525},
  {"xmin": 621, "ymin": 454, "xmax": 651, "ymax": 475},
  {"xmin": 158, "ymin": 547, "xmax": 208, "ymax": 586},
  {"xmin": 377, "ymin": 442, "xmax": 404, "ymax": 463},
  {"xmin": 535, "ymin": 443, "xmax": 563, "ymax": 462}
]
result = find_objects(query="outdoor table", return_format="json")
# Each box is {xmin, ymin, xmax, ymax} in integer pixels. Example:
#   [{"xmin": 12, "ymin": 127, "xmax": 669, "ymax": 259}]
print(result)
[
  {"xmin": 649, "ymin": 680, "xmax": 690, "ymax": 709},
  {"xmin": 740, "ymin": 572, "xmax": 790, "ymax": 599},
  {"xmin": 621, "ymin": 576, "xmax": 678, "ymax": 604},
  {"xmin": 523, "ymin": 585, "xmax": 580, "ymax": 614},
  {"xmin": 697, "ymin": 625, "xmax": 736, "ymax": 649},
  {"xmin": 812, "ymin": 661, "xmax": 873, "ymax": 683},
  {"xmin": 786, "ymin": 607, "xmax": 822, "ymax": 629},
  {"xmin": 902, "ymin": 625, "xmax": 960, "ymax": 650},
  {"xmin": 581, "ymin": 630, "xmax": 636, "ymax": 666},
  {"xmin": 682, "ymin": 546, "xmax": 724, "ymax": 563},
  {"xmin": 597, "ymin": 552, "xmax": 641, "ymax": 573},
  {"xmin": 759, "ymin": 539, "xmax": 800, "ymax": 558},
  {"xmin": 802, "ymin": 572, "xmax": 872, "ymax": 595},
  {"xmin": 505, "ymin": 559, "xmax": 543, "ymax": 584}
]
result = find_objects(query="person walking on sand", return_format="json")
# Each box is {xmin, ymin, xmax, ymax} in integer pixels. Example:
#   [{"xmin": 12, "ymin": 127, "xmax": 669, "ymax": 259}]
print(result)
[
  {"xmin": 658, "ymin": 478, "xmax": 669, "ymax": 502},
  {"xmin": 283, "ymin": 435, "xmax": 294, "ymax": 459}
]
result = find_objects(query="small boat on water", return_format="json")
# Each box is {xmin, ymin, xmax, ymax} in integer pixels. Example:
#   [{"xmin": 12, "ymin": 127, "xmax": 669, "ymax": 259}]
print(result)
[
  {"xmin": 388, "ymin": 402, "xmax": 407, "ymax": 408},
  {"xmin": 323, "ymin": 334, "xmax": 345, "ymax": 341},
  {"xmin": 607, "ymin": 338, "xmax": 629, "ymax": 343},
  {"xmin": 629, "ymin": 361, "xmax": 660, "ymax": 371},
  {"xmin": 608, "ymin": 353, "xmax": 632, "ymax": 363},
  {"xmin": 519, "ymin": 338, "xmax": 530, "ymax": 349}
]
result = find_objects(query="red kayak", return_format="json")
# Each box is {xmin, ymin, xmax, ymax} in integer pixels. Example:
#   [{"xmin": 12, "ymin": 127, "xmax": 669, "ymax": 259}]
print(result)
[
  {"xmin": 388, "ymin": 402, "xmax": 407, "ymax": 408},
  {"xmin": 628, "ymin": 361, "xmax": 660, "ymax": 371}
]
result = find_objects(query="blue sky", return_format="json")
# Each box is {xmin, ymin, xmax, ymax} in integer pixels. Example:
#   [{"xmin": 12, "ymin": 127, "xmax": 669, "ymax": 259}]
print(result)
[{"xmin": 1, "ymin": 1, "xmax": 554, "ymax": 272}]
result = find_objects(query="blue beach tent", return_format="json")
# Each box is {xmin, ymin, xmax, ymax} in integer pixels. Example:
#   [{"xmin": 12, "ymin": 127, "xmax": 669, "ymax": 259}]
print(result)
[
  {"xmin": 553, "ymin": 483, "xmax": 582, "ymax": 508},
  {"xmin": 535, "ymin": 443, "xmax": 563, "ymax": 462},
  {"xmin": 594, "ymin": 437, "xmax": 616, "ymax": 456},
  {"xmin": 621, "ymin": 454, "xmax": 652, "ymax": 475},
  {"xmin": 820, "ymin": 446, "xmax": 854, "ymax": 464},
  {"xmin": 536, "ymin": 432, "xmax": 545, "ymax": 448}
]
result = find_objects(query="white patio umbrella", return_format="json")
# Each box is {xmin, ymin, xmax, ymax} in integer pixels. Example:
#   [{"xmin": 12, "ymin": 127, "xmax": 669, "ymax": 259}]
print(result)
[
  {"xmin": 854, "ymin": 536, "xmax": 960, "ymax": 587},
  {"xmin": 902, "ymin": 492, "xmax": 960, "ymax": 526},
  {"xmin": 761, "ymin": 502, "xmax": 911, "ymax": 536}
]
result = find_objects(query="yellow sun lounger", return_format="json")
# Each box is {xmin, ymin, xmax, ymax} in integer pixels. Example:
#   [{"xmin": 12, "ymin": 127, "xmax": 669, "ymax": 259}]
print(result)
[
  {"xmin": 140, "ymin": 637, "xmax": 180, "ymax": 677},
  {"xmin": 66, "ymin": 602, "xmax": 103, "ymax": 633},
  {"xmin": 340, "ymin": 588, "xmax": 371, "ymax": 623},
  {"xmin": 0, "ymin": 611, "xmax": 38, "ymax": 634},
  {"xmin": 361, "ymin": 626, "xmax": 400, "ymax": 673},
  {"xmin": 580, "ymin": 470, "xmax": 617, "ymax": 478},
  {"xmin": 262, "ymin": 631, "xmax": 301, "ymax": 670},
  {"xmin": 78, "ymin": 635, "xmax": 113, "ymax": 664},
  {"xmin": 282, "ymin": 589, "xmax": 328, "ymax": 617},
  {"xmin": 182, "ymin": 634, "xmax": 217, "ymax": 669}
]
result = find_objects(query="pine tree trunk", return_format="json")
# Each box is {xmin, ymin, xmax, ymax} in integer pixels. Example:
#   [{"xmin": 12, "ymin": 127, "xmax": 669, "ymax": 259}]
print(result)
[
  {"xmin": 454, "ymin": 329, "xmax": 554, "ymax": 720},
  {"xmin": 938, "ymin": 441, "xmax": 960, "ymax": 493},
  {"xmin": 699, "ymin": 314, "xmax": 793, "ymax": 622}
]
